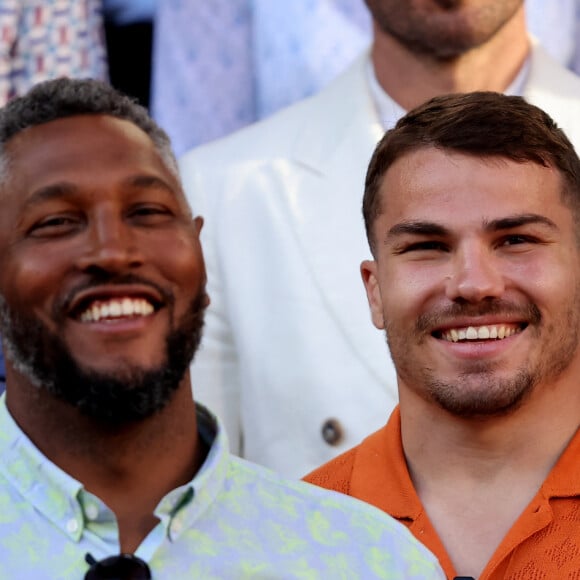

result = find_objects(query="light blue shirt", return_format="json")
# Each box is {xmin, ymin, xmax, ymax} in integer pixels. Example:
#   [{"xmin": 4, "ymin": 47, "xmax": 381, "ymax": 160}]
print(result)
[
  {"xmin": 151, "ymin": 0, "xmax": 371, "ymax": 154},
  {"xmin": 0, "ymin": 397, "xmax": 444, "ymax": 579}
]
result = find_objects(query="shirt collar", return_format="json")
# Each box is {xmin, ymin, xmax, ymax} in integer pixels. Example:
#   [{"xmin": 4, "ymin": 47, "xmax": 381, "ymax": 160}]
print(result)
[
  {"xmin": 0, "ymin": 395, "xmax": 86, "ymax": 541},
  {"xmin": 0, "ymin": 396, "xmax": 230, "ymax": 546},
  {"xmin": 348, "ymin": 405, "xmax": 580, "ymax": 524},
  {"xmin": 349, "ymin": 407, "xmax": 422, "ymax": 521},
  {"xmin": 541, "ymin": 424, "xmax": 580, "ymax": 498},
  {"xmin": 153, "ymin": 404, "xmax": 230, "ymax": 541},
  {"xmin": 366, "ymin": 58, "xmax": 406, "ymax": 131},
  {"xmin": 504, "ymin": 53, "xmax": 531, "ymax": 96},
  {"xmin": 367, "ymin": 51, "xmax": 532, "ymax": 131}
]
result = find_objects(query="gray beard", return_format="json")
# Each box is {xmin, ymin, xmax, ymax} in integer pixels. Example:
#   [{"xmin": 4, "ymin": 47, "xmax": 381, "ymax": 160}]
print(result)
[{"xmin": 0, "ymin": 289, "xmax": 206, "ymax": 426}]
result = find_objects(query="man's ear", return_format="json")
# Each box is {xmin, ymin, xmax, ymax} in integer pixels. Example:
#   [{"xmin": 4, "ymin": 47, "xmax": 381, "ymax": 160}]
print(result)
[
  {"xmin": 360, "ymin": 260, "xmax": 385, "ymax": 330},
  {"xmin": 193, "ymin": 215, "xmax": 204, "ymax": 235}
]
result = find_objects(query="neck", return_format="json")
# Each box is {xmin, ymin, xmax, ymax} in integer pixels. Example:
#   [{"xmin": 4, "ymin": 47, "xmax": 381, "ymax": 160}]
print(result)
[
  {"xmin": 401, "ymin": 378, "xmax": 580, "ymax": 491},
  {"xmin": 399, "ymin": 371, "xmax": 580, "ymax": 577},
  {"xmin": 6, "ymin": 375, "xmax": 204, "ymax": 552},
  {"xmin": 371, "ymin": 6, "xmax": 530, "ymax": 112}
]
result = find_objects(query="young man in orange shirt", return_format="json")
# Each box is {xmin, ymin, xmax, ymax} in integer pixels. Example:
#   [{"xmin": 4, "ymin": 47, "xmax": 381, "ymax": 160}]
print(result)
[{"xmin": 306, "ymin": 92, "xmax": 580, "ymax": 579}]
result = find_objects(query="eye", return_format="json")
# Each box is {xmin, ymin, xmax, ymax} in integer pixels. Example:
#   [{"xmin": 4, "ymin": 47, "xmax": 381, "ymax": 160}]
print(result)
[
  {"xmin": 498, "ymin": 234, "xmax": 539, "ymax": 247},
  {"xmin": 28, "ymin": 215, "xmax": 81, "ymax": 237},
  {"xmin": 128, "ymin": 204, "xmax": 175, "ymax": 224},
  {"xmin": 397, "ymin": 240, "xmax": 449, "ymax": 254}
]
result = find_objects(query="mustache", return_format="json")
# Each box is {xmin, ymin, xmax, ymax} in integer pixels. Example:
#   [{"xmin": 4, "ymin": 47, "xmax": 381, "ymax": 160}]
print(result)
[
  {"xmin": 416, "ymin": 299, "xmax": 542, "ymax": 333},
  {"xmin": 55, "ymin": 272, "xmax": 174, "ymax": 317}
]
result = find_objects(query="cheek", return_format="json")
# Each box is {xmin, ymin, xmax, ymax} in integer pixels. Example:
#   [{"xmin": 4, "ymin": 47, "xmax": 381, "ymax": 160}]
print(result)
[
  {"xmin": 382, "ymin": 262, "xmax": 444, "ymax": 316},
  {"xmin": 148, "ymin": 233, "xmax": 206, "ymax": 294},
  {"xmin": 505, "ymin": 253, "xmax": 579, "ymax": 304},
  {"xmin": 0, "ymin": 248, "xmax": 67, "ymax": 314}
]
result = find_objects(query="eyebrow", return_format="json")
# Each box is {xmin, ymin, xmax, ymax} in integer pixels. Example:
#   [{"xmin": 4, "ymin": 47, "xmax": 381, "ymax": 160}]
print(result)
[
  {"xmin": 486, "ymin": 213, "xmax": 558, "ymax": 232},
  {"xmin": 22, "ymin": 174, "xmax": 177, "ymax": 210},
  {"xmin": 385, "ymin": 213, "xmax": 558, "ymax": 241}
]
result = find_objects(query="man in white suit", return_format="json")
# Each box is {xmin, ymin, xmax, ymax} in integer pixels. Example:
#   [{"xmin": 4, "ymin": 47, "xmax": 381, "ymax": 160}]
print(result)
[{"xmin": 179, "ymin": 0, "xmax": 580, "ymax": 478}]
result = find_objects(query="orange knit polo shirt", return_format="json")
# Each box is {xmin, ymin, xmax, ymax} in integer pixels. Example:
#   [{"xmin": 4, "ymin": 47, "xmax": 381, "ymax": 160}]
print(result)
[{"xmin": 304, "ymin": 407, "xmax": 580, "ymax": 579}]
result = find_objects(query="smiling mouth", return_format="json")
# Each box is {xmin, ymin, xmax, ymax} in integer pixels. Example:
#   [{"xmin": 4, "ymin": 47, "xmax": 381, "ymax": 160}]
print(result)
[
  {"xmin": 78, "ymin": 297, "xmax": 156, "ymax": 323},
  {"xmin": 435, "ymin": 323, "xmax": 527, "ymax": 343}
]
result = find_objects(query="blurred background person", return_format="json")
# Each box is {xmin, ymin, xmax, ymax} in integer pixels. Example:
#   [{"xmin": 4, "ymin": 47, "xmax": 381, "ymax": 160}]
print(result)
[
  {"xmin": 151, "ymin": 0, "xmax": 371, "ymax": 155},
  {"xmin": 152, "ymin": 0, "xmax": 580, "ymax": 154}
]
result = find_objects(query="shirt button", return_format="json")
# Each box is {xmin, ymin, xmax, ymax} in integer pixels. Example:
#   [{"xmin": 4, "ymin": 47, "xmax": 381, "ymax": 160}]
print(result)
[
  {"xmin": 321, "ymin": 418, "xmax": 344, "ymax": 446},
  {"xmin": 171, "ymin": 519, "xmax": 183, "ymax": 536},
  {"xmin": 85, "ymin": 504, "xmax": 99, "ymax": 520},
  {"xmin": 66, "ymin": 518, "xmax": 79, "ymax": 534}
]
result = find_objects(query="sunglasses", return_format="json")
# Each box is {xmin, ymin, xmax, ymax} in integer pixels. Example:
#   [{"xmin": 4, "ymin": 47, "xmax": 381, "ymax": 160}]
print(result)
[{"xmin": 84, "ymin": 553, "xmax": 152, "ymax": 579}]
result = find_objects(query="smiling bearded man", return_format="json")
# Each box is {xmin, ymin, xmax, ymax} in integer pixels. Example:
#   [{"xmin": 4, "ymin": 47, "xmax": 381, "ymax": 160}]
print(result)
[
  {"xmin": 305, "ymin": 92, "xmax": 580, "ymax": 580},
  {"xmin": 0, "ymin": 278, "xmax": 207, "ymax": 424},
  {"xmin": 178, "ymin": 0, "xmax": 580, "ymax": 483},
  {"xmin": 0, "ymin": 78, "xmax": 444, "ymax": 580}
]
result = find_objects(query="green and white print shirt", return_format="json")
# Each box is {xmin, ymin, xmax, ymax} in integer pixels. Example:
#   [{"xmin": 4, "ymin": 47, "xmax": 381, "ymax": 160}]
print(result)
[{"xmin": 0, "ymin": 398, "xmax": 444, "ymax": 579}]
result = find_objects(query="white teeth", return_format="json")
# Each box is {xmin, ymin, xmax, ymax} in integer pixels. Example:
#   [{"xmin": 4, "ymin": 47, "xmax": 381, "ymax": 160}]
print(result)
[
  {"xmin": 442, "ymin": 324, "xmax": 521, "ymax": 343},
  {"xmin": 477, "ymin": 326, "xmax": 490, "ymax": 340},
  {"xmin": 121, "ymin": 298, "xmax": 134, "ymax": 316},
  {"xmin": 79, "ymin": 298, "xmax": 155, "ymax": 322},
  {"xmin": 466, "ymin": 327, "xmax": 478, "ymax": 340}
]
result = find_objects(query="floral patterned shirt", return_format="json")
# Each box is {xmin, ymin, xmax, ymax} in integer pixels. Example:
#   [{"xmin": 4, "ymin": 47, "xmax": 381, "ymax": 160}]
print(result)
[{"xmin": 0, "ymin": 397, "xmax": 444, "ymax": 579}]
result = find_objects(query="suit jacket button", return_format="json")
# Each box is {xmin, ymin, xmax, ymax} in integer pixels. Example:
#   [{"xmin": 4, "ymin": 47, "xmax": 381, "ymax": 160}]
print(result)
[{"xmin": 321, "ymin": 418, "xmax": 344, "ymax": 446}]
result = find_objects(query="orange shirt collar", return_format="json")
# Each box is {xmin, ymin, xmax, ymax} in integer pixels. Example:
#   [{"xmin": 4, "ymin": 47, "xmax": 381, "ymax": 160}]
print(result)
[{"xmin": 349, "ymin": 407, "xmax": 421, "ymax": 520}]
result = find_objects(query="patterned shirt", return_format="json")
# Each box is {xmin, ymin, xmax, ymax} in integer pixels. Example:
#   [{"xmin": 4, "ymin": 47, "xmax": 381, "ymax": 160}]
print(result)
[
  {"xmin": 0, "ymin": 397, "xmax": 444, "ymax": 579},
  {"xmin": 0, "ymin": 0, "xmax": 107, "ymax": 106}
]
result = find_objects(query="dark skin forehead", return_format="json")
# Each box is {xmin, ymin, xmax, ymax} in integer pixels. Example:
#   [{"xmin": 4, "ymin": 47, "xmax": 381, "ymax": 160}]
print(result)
[{"xmin": 0, "ymin": 114, "xmax": 187, "ymax": 210}]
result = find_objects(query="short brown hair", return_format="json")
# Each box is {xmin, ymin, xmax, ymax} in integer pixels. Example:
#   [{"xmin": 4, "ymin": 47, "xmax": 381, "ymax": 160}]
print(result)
[{"xmin": 363, "ymin": 92, "xmax": 580, "ymax": 253}]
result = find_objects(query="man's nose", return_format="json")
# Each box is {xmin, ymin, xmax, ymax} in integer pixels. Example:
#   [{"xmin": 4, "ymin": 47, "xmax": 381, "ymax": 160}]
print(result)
[
  {"xmin": 445, "ymin": 244, "xmax": 504, "ymax": 303},
  {"xmin": 75, "ymin": 212, "xmax": 143, "ymax": 273}
]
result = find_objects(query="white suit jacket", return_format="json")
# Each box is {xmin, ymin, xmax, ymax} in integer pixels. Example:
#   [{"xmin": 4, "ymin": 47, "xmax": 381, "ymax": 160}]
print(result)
[{"xmin": 180, "ymin": 44, "xmax": 580, "ymax": 479}]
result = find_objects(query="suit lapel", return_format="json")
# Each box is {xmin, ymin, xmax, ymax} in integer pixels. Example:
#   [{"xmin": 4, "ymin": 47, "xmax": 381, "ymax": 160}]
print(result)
[
  {"xmin": 523, "ymin": 41, "xmax": 580, "ymax": 150},
  {"xmin": 272, "ymin": 43, "xmax": 580, "ymax": 393},
  {"xmin": 280, "ymin": 54, "xmax": 398, "ymax": 389}
]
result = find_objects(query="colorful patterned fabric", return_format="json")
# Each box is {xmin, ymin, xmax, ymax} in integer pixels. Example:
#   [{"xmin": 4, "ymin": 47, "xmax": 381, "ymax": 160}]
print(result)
[
  {"xmin": 0, "ymin": 397, "xmax": 444, "ymax": 579},
  {"xmin": 0, "ymin": 0, "xmax": 107, "ymax": 106}
]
